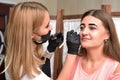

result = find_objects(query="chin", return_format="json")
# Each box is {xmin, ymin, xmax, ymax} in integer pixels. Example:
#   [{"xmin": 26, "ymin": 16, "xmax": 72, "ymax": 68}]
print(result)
[{"xmin": 81, "ymin": 44, "xmax": 92, "ymax": 49}]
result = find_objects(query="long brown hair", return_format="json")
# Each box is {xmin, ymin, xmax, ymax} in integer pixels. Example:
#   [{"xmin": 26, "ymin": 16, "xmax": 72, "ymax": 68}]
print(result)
[
  {"xmin": 80, "ymin": 9, "xmax": 120, "ymax": 62},
  {"xmin": 5, "ymin": 2, "xmax": 48, "ymax": 80}
]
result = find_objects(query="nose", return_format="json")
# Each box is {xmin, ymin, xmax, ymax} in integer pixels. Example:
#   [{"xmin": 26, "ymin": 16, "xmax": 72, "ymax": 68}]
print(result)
[{"xmin": 81, "ymin": 27, "xmax": 88, "ymax": 35}]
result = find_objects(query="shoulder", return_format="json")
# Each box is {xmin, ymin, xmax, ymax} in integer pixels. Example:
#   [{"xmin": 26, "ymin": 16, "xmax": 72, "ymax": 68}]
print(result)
[
  {"xmin": 36, "ymin": 71, "xmax": 51, "ymax": 80},
  {"xmin": 57, "ymin": 54, "xmax": 82, "ymax": 80},
  {"xmin": 109, "ymin": 63, "xmax": 120, "ymax": 80},
  {"xmin": 107, "ymin": 58, "xmax": 120, "ymax": 74},
  {"xmin": 21, "ymin": 70, "xmax": 51, "ymax": 80},
  {"xmin": 114, "ymin": 63, "xmax": 120, "ymax": 74}
]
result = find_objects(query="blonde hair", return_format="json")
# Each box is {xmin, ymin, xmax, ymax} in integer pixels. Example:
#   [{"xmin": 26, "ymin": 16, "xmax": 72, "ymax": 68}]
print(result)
[{"xmin": 5, "ymin": 2, "xmax": 48, "ymax": 80}]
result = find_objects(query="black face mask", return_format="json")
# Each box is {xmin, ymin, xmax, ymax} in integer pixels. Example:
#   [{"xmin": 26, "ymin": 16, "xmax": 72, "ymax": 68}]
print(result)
[{"xmin": 33, "ymin": 31, "xmax": 51, "ymax": 45}]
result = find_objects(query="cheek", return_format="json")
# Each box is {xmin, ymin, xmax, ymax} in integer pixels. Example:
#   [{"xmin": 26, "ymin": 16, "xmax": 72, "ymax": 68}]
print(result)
[
  {"xmin": 39, "ymin": 27, "xmax": 48, "ymax": 35},
  {"xmin": 32, "ymin": 33, "xmax": 42, "ymax": 41},
  {"xmin": 80, "ymin": 32, "xmax": 82, "ymax": 37},
  {"xmin": 92, "ymin": 32, "xmax": 105, "ymax": 44}
]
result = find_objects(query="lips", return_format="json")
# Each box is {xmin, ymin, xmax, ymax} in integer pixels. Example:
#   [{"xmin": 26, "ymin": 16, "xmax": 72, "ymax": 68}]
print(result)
[{"xmin": 81, "ymin": 38, "xmax": 89, "ymax": 41}]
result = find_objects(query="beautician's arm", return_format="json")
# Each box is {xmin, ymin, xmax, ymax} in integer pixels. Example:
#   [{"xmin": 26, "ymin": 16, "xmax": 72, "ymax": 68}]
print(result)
[
  {"xmin": 58, "ymin": 30, "xmax": 80, "ymax": 80},
  {"xmin": 57, "ymin": 54, "xmax": 77, "ymax": 80}
]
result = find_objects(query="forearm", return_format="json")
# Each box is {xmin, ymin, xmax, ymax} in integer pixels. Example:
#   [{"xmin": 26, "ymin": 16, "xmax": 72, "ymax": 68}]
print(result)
[{"xmin": 57, "ymin": 54, "xmax": 77, "ymax": 80}]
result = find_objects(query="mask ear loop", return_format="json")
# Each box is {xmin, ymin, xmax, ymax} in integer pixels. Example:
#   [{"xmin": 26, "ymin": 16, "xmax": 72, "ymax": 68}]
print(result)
[
  {"xmin": 33, "ymin": 32, "xmax": 42, "ymax": 37},
  {"xmin": 33, "ymin": 31, "xmax": 51, "ymax": 44},
  {"xmin": 32, "ymin": 32, "xmax": 42, "ymax": 44}
]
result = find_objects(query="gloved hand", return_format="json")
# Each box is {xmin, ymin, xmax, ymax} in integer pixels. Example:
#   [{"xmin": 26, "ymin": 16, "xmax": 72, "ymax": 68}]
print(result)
[
  {"xmin": 66, "ymin": 30, "xmax": 80, "ymax": 54},
  {"xmin": 47, "ymin": 32, "xmax": 64, "ymax": 53}
]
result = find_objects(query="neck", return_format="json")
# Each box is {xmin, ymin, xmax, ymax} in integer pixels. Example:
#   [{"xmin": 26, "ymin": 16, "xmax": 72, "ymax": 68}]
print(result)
[
  {"xmin": 85, "ymin": 47, "xmax": 106, "ymax": 62},
  {"xmin": 81, "ymin": 46, "xmax": 108, "ymax": 74}
]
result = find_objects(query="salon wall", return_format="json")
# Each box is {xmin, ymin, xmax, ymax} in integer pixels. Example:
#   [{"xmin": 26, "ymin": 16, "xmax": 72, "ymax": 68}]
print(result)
[
  {"xmin": 58, "ymin": 0, "xmax": 120, "ymax": 15},
  {"xmin": 0, "ymin": 0, "xmax": 120, "ymax": 15},
  {"xmin": 0, "ymin": 0, "xmax": 57, "ymax": 15}
]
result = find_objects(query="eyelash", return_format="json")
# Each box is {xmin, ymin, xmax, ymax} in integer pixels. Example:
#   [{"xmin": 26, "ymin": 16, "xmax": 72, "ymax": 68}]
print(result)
[
  {"xmin": 80, "ymin": 26, "xmax": 84, "ymax": 31},
  {"xmin": 89, "ymin": 26, "xmax": 96, "ymax": 30},
  {"xmin": 46, "ymin": 24, "xmax": 49, "ymax": 28},
  {"xmin": 80, "ymin": 25, "xmax": 96, "ymax": 31}
]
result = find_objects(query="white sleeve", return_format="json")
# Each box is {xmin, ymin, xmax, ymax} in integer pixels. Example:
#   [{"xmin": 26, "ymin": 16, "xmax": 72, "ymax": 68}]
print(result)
[
  {"xmin": 5, "ymin": 70, "xmax": 11, "ymax": 80},
  {"xmin": 34, "ymin": 71, "xmax": 51, "ymax": 80},
  {"xmin": 21, "ymin": 70, "xmax": 51, "ymax": 80}
]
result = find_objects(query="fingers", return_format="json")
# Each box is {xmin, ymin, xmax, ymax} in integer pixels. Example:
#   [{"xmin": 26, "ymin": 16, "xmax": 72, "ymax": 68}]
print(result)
[
  {"xmin": 51, "ymin": 32, "xmax": 63, "ymax": 40},
  {"xmin": 49, "ymin": 32, "xmax": 64, "ymax": 47},
  {"xmin": 67, "ymin": 30, "xmax": 80, "ymax": 44},
  {"xmin": 67, "ymin": 30, "xmax": 78, "ymax": 38},
  {"xmin": 59, "ymin": 40, "xmax": 65, "ymax": 48}
]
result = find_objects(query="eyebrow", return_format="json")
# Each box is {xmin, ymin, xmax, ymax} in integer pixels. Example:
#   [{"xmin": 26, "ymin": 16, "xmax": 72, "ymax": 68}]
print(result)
[
  {"xmin": 45, "ymin": 21, "xmax": 50, "ymax": 28},
  {"xmin": 80, "ymin": 23, "xmax": 85, "ymax": 26},
  {"xmin": 80, "ymin": 23, "xmax": 97, "ymax": 27},
  {"xmin": 89, "ymin": 23, "xmax": 97, "ymax": 26}
]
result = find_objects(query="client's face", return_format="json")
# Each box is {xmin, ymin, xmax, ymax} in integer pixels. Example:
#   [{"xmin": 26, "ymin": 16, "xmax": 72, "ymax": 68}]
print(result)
[{"xmin": 80, "ymin": 16, "xmax": 109, "ymax": 49}]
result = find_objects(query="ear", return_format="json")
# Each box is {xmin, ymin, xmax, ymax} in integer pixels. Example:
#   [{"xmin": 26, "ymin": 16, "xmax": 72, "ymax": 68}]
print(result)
[
  {"xmin": 104, "ymin": 31, "xmax": 110, "ymax": 40},
  {"xmin": 32, "ymin": 33, "xmax": 34, "ymax": 39},
  {"xmin": 32, "ymin": 32, "xmax": 42, "ymax": 40},
  {"xmin": 31, "ymin": 34, "xmax": 34, "ymax": 39}
]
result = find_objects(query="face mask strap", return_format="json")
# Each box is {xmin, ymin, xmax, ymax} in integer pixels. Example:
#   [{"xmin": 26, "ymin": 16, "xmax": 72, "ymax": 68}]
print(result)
[{"xmin": 33, "ymin": 31, "xmax": 51, "ymax": 44}]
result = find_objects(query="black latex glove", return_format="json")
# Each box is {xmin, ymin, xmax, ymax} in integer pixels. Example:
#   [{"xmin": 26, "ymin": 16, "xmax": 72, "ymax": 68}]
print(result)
[
  {"xmin": 67, "ymin": 30, "xmax": 80, "ymax": 54},
  {"xmin": 47, "ymin": 32, "xmax": 64, "ymax": 52}
]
